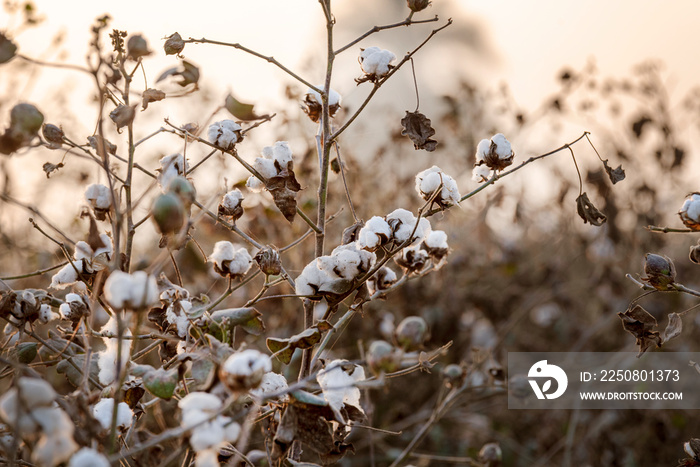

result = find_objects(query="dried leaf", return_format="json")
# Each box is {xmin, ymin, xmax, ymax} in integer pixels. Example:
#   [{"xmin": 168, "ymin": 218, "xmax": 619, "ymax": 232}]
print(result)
[
  {"xmin": 156, "ymin": 60, "xmax": 199, "ymax": 87},
  {"xmin": 225, "ymin": 93, "xmax": 267, "ymax": 121},
  {"xmin": 400, "ymin": 110, "xmax": 438, "ymax": 152},
  {"xmin": 42, "ymin": 161, "xmax": 64, "ymax": 178},
  {"xmin": 123, "ymin": 380, "xmax": 145, "ymax": 409},
  {"xmin": 602, "ymin": 159, "xmax": 625, "ymax": 184},
  {"xmin": 576, "ymin": 192, "xmax": 607, "ymax": 226},
  {"xmin": 87, "ymin": 215, "xmax": 106, "ymax": 252},
  {"xmin": 662, "ymin": 312, "xmax": 682, "ymax": 344},
  {"xmin": 142, "ymin": 88, "xmax": 166, "ymax": 110},
  {"xmin": 267, "ymin": 321, "xmax": 333, "ymax": 364},
  {"xmin": 208, "ymin": 307, "xmax": 265, "ymax": 338},
  {"xmin": 618, "ymin": 305, "xmax": 661, "ymax": 357},
  {"xmin": 267, "ymin": 165, "xmax": 301, "ymax": 222},
  {"xmin": 87, "ymin": 135, "xmax": 117, "ymax": 155},
  {"xmin": 109, "ymin": 104, "xmax": 136, "ymax": 131}
]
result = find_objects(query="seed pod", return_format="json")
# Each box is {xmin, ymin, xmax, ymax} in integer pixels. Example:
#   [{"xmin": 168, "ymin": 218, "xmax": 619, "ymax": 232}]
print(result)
[
  {"xmin": 151, "ymin": 193, "xmax": 185, "ymax": 235},
  {"xmin": 394, "ymin": 316, "xmax": 429, "ymax": 351},
  {"xmin": 690, "ymin": 243, "xmax": 700, "ymax": 264},
  {"xmin": 127, "ymin": 34, "xmax": 151, "ymax": 60},
  {"xmin": 167, "ymin": 176, "xmax": 196, "ymax": 211},
  {"xmin": 478, "ymin": 442, "xmax": 502, "ymax": 467},
  {"xmin": 164, "ymin": 32, "xmax": 185, "ymax": 56},
  {"xmin": 442, "ymin": 363, "xmax": 466, "ymax": 389},
  {"xmin": 10, "ymin": 103, "xmax": 44, "ymax": 137},
  {"xmin": 407, "ymin": 0, "xmax": 431, "ymax": 12},
  {"xmin": 41, "ymin": 124, "xmax": 64, "ymax": 149},
  {"xmin": 254, "ymin": 246, "xmax": 282, "ymax": 276},
  {"xmin": 643, "ymin": 253, "xmax": 676, "ymax": 290},
  {"xmin": 366, "ymin": 340, "xmax": 400, "ymax": 375},
  {"xmin": 109, "ymin": 104, "xmax": 136, "ymax": 131}
]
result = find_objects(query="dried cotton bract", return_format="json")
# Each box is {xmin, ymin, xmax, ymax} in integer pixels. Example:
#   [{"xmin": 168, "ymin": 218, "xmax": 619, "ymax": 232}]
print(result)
[
  {"xmin": 474, "ymin": 133, "xmax": 514, "ymax": 174},
  {"xmin": 302, "ymin": 86, "xmax": 342, "ymax": 123},
  {"xmin": 208, "ymin": 119, "xmax": 242, "ymax": 150},
  {"xmin": 218, "ymin": 188, "xmax": 244, "ymax": 220},
  {"xmin": 104, "ymin": 270, "xmax": 159, "ymax": 310},
  {"xmin": 358, "ymin": 46, "xmax": 396, "ymax": 82},
  {"xmin": 679, "ymin": 193, "xmax": 700, "ymax": 231},
  {"xmin": 210, "ymin": 241, "xmax": 252, "ymax": 279},
  {"xmin": 415, "ymin": 166, "xmax": 461, "ymax": 208}
]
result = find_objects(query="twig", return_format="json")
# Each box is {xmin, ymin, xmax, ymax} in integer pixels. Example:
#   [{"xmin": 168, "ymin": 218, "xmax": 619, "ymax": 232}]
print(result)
[
  {"xmin": 646, "ymin": 225, "xmax": 696, "ymax": 234},
  {"xmin": 334, "ymin": 15, "xmax": 440, "ymax": 54},
  {"xmin": 0, "ymin": 261, "xmax": 68, "ymax": 280},
  {"xmin": 184, "ymin": 38, "xmax": 319, "ymax": 92}
]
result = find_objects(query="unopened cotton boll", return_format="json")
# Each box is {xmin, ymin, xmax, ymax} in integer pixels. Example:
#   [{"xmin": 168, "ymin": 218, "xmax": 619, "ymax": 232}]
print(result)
[
  {"xmin": 208, "ymin": 120, "xmax": 242, "ymax": 150},
  {"xmin": 219, "ymin": 349, "xmax": 271, "ymax": 391}
]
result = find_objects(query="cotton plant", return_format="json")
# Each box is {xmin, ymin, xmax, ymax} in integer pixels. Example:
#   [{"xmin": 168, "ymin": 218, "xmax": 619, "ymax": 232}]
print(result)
[
  {"xmin": 218, "ymin": 188, "xmax": 244, "ymax": 221},
  {"xmin": 245, "ymin": 140, "xmax": 295, "ymax": 192},
  {"xmin": 103, "ymin": 270, "xmax": 159, "ymax": 310}
]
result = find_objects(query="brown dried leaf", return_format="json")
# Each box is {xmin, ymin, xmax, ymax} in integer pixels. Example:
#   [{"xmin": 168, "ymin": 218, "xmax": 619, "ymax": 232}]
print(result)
[
  {"xmin": 87, "ymin": 216, "xmax": 106, "ymax": 252},
  {"xmin": 87, "ymin": 135, "xmax": 117, "ymax": 155},
  {"xmin": 267, "ymin": 166, "xmax": 301, "ymax": 222},
  {"xmin": 400, "ymin": 110, "xmax": 438, "ymax": 152},
  {"xmin": 618, "ymin": 305, "xmax": 661, "ymax": 357},
  {"xmin": 156, "ymin": 60, "xmax": 199, "ymax": 87},
  {"xmin": 142, "ymin": 88, "xmax": 166, "ymax": 110},
  {"xmin": 224, "ymin": 93, "xmax": 267, "ymax": 121},
  {"xmin": 42, "ymin": 161, "xmax": 64, "ymax": 178},
  {"xmin": 662, "ymin": 312, "xmax": 682, "ymax": 344},
  {"xmin": 602, "ymin": 159, "xmax": 625, "ymax": 184},
  {"xmin": 576, "ymin": 192, "xmax": 607, "ymax": 226}
]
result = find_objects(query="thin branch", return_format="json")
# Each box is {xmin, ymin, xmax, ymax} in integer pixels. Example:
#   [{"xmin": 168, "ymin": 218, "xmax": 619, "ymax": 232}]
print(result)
[
  {"xmin": 17, "ymin": 53, "xmax": 92, "ymax": 74},
  {"xmin": 646, "ymin": 225, "xmax": 696, "ymax": 234},
  {"xmin": 0, "ymin": 261, "xmax": 68, "ymax": 280},
  {"xmin": 334, "ymin": 15, "xmax": 440, "ymax": 54},
  {"xmin": 184, "ymin": 38, "xmax": 320, "ymax": 92}
]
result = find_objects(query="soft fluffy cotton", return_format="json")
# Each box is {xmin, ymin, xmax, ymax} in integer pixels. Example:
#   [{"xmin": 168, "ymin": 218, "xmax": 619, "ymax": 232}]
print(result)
[
  {"xmin": 92, "ymin": 398, "xmax": 133, "ymax": 432},
  {"xmin": 209, "ymin": 241, "xmax": 252, "ymax": 278},
  {"xmin": 104, "ymin": 270, "xmax": 159, "ymax": 309},
  {"xmin": 208, "ymin": 120, "xmax": 242, "ymax": 150},
  {"xmin": 317, "ymin": 360, "xmax": 366, "ymax": 418},
  {"xmin": 359, "ymin": 47, "xmax": 396, "ymax": 77},
  {"xmin": 357, "ymin": 216, "xmax": 392, "ymax": 251},
  {"xmin": 97, "ymin": 316, "xmax": 133, "ymax": 385},
  {"xmin": 157, "ymin": 153, "xmax": 189, "ymax": 192},
  {"xmin": 84, "ymin": 184, "xmax": 111, "ymax": 210},
  {"xmin": 415, "ymin": 166, "xmax": 460, "ymax": 207}
]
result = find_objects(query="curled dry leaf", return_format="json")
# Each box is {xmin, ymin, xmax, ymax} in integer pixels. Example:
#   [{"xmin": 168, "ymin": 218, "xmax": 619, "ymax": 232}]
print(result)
[
  {"xmin": 142, "ymin": 88, "xmax": 166, "ymax": 110},
  {"xmin": 602, "ymin": 159, "xmax": 626, "ymax": 184},
  {"xmin": 224, "ymin": 93, "xmax": 267, "ymax": 121},
  {"xmin": 266, "ymin": 321, "xmax": 333, "ymax": 364},
  {"xmin": 42, "ymin": 162, "xmax": 64, "ymax": 178},
  {"xmin": 156, "ymin": 60, "xmax": 200, "ymax": 87},
  {"xmin": 400, "ymin": 110, "xmax": 438, "ymax": 152},
  {"xmin": 617, "ymin": 305, "xmax": 661, "ymax": 357},
  {"xmin": 266, "ymin": 163, "xmax": 302, "ymax": 222},
  {"xmin": 163, "ymin": 32, "xmax": 185, "ymax": 56},
  {"xmin": 662, "ymin": 312, "xmax": 682, "ymax": 344},
  {"xmin": 0, "ymin": 32, "xmax": 18, "ymax": 64},
  {"xmin": 576, "ymin": 192, "xmax": 607, "ymax": 226}
]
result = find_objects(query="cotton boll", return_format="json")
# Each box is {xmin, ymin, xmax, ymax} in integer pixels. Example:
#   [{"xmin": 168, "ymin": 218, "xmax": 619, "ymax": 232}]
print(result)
[
  {"xmin": 165, "ymin": 300, "xmax": 192, "ymax": 338},
  {"xmin": 415, "ymin": 166, "xmax": 461, "ymax": 207},
  {"xmin": 250, "ymin": 372, "xmax": 289, "ymax": 402},
  {"xmin": 219, "ymin": 349, "xmax": 271, "ymax": 391},
  {"xmin": 357, "ymin": 216, "xmax": 392, "ymax": 251},
  {"xmin": 69, "ymin": 448, "xmax": 110, "ymax": 467},
  {"xmin": 16, "ymin": 377, "xmax": 56, "ymax": 407},
  {"xmin": 295, "ymin": 261, "xmax": 332, "ymax": 297},
  {"xmin": 387, "ymin": 209, "xmax": 431, "ymax": 245},
  {"xmin": 97, "ymin": 317, "xmax": 133, "ymax": 385},
  {"xmin": 50, "ymin": 261, "xmax": 83, "ymax": 290},
  {"xmin": 302, "ymin": 86, "xmax": 342, "ymax": 122},
  {"xmin": 395, "ymin": 245, "xmax": 430, "ymax": 273},
  {"xmin": 475, "ymin": 139, "xmax": 491, "ymax": 163},
  {"xmin": 104, "ymin": 271, "xmax": 159, "ymax": 310},
  {"xmin": 194, "ymin": 448, "xmax": 220, "ymax": 467},
  {"xmin": 207, "ymin": 120, "xmax": 242, "ymax": 150},
  {"xmin": 491, "ymin": 133, "xmax": 512, "ymax": 159},
  {"xmin": 474, "ymin": 134, "xmax": 514, "ymax": 171},
  {"xmin": 33, "ymin": 407, "xmax": 74, "ymax": 435},
  {"xmin": 271, "ymin": 141, "xmax": 293, "ymax": 168},
  {"xmin": 359, "ymin": 46, "xmax": 381, "ymax": 61},
  {"xmin": 210, "ymin": 242, "xmax": 252, "ymax": 278},
  {"xmin": 472, "ymin": 164, "xmax": 491, "ymax": 183},
  {"xmin": 92, "ymin": 398, "xmax": 133, "ymax": 432},
  {"xmin": 424, "ymin": 230, "xmax": 448, "ymax": 250},
  {"xmin": 38, "ymin": 304, "xmax": 58, "ymax": 324},
  {"xmin": 680, "ymin": 193, "xmax": 700, "ymax": 230},
  {"xmin": 179, "ymin": 392, "xmax": 223, "ymax": 415},
  {"xmin": 32, "ymin": 432, "xmax": 78, "ymax": 467},
  {"xmin": 84, "ymin": 184, "xmax": 111, "ymax": 210},
  {"xmin": 317, "ymin": 360, "xmax": 366, "ymax": 418},
  {"xmin": 246, "ymin": 175, "xmax": 265, "ymax": 193},
  {"xmin": 157, "ymin": 154, "xmax": 189, "ymax": 193},
  {"xmin": 359, "ymin": 48, "xmax": 396, "ymax": 77},
  {"xmin": 253, "ymin": 157, "xmax": 277, "ymax": 179}
]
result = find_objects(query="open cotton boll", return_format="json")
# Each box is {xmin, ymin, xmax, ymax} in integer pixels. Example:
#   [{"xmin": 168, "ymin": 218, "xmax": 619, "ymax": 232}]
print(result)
[
  {"xmin": 250, "ymin": 372, "xmax": 289, "ymax": 402},
  {"xmin": 317, "ymin": 360, "xmax": 366, "ymax": 417},
  {"xmin": 33, "ymin": 406, "xmax": 75, "ymax": 435},
  {"xmin": 271, "ymin": 141, "xmax": 293, "ymax": 167},
  {"xmin": 97, "ymin": 316, "xmax": 133, "ymax": 385},
  {"xmin": 33, "ymin": 432, "xmax": 78, "ymax": 467},
  {"xmin": 38, "ymin": 304, "xmax": 58, "ymax": 324},
  {"xmin": 104, "ymin": 270, "xmax": 159, "ymax": 309},
  {"xmin": 295, "ymin": 260, "xmax": 333, "ymax": 297},
  {"xmin": 326, "ymin": 242, "xmax": 376, "ymax": 279},
  {"xmin": 303, "ymin": 86, "xmax": 342, "ymax": 122},
  {"xmin": 84, "ymin": 184, "xmax": 111, "ymax": 210},
  {"xmin": 491, "ymin": 133, "xmax": 512, "ymax": 158},
  {"xmin": 207, "ymin": 120, "xmax": 242, "ymax": 150},
  {"xmin": 475, "ymin": 139, "xmax": 491, "ymax": 164},
  {"xmin": 253, "ymin": 157, "xmax": 277, "ymax": 179},
  {"xmin": 69, "ymin": 448, "xmax": 110, "ymax": 467},
  {"xmin": 415, "ymin": 166, "xmax": 461, "ymax": 207},
  {"xmin": 387, "ymin": 208, "xmax": 431, "ymax": 244},
  {"xmin": 220, "ymin": 349, "xmax": 271, "ymax": 391},
  {"xmin": 472, "ymin": 164, "xmax": 492, "ymax": 183},
  {"xmin": 474, "ymin": 133, "xmax": 514, "ymax": 172},
  {"xmin": 210, "ymin": 241, "xmax": 252, "ymax": 278},
  {"xmin": 679, "ymin": 193, "xmax": 700, "ymax": 230},
  {"xmin": 359, "ymin": 48, "xmax": 396, "ymax": 77},
  {"xmin": 165, "ymin": 300, "xmax": 192, "ymax": 338},
  {"xmin": 157, "ymin": 153, "xmax": 188, "ymax": 192},
  {"xmin": 50, "ymin": 260, "xmax": 84, "ymax": 290},
  {"xmin": 357, "ymin": 216, "xmax": 392, "ymax": 251},
  {"xmin": 195, "ymin": 449, "xmax": 220, "ymax": 467},
  {"xmin": 221, "ymin": 189, "xmax": 244, "ymax": 213},
  {"xmin": 16, "ymin": 377, "xmax": 56, "ymax": 407},
  {"xmin": 92, "ymin": 398, "xmax": 133, "ymax": 432},
  {"xmin": 246, "ymin": 175, "xmax": 265, "ymax": 193},
  {"xmin": 424, "ymin": 230, "xmax": 448, "ymax": 250},
  {"xmin": 179, "ymin": 392, "xmax": 222, "ymax": 415}
]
